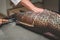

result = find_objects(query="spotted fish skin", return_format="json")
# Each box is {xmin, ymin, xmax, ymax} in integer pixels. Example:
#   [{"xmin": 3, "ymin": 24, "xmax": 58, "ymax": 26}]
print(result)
[
  {"xmin": 34, "ymin": 9, "xmax": 60, "ymax": 30},
  {"xmin": 15, "ymin": 9, "xmax": 60, "ymax": 36}
]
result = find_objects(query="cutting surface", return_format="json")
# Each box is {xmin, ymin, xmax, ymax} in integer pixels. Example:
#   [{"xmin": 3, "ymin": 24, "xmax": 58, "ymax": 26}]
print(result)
[{"xmin": 0, "ymin": 22, "xmax": 49, "ymax": 40}]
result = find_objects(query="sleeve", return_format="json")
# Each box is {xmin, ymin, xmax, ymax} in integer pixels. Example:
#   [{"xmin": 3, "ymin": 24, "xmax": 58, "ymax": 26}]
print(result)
[{"xmin": 11, "ymin": 0, "xmax": 21, "ymax": 5}]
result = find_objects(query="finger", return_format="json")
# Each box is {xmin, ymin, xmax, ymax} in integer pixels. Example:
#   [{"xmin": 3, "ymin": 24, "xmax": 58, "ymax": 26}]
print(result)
[{"xmin": 2, "ymin": 19, "xmax": 8, "ymax": 22}]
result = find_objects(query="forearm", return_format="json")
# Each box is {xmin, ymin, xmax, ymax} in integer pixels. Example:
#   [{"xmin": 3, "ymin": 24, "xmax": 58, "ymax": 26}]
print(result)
[
  {"xmin": 20, "ymin": 0, "xmax": 36, "ymax": 10},
  {"xmin": 20, "ymin": 0, "xmax": 44, "ymax": 12}
]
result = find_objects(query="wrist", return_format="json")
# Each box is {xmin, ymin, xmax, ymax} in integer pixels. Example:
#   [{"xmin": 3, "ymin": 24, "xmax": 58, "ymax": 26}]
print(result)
[
  {"xmin": 32, "ymin": 7, "xmax": 44, "ymax": 13},
  {"xmin": 30, "ymin": 7, "xmax": 36, "ymax": 11}
]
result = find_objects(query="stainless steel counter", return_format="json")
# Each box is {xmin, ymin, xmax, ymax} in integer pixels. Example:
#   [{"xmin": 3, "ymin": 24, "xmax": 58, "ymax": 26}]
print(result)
[{"xmin": 0, "ymin": 22, "xmax": 49, "ymax": 40}]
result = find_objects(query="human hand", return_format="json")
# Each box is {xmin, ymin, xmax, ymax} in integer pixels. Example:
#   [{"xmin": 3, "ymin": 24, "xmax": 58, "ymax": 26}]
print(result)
[{"xmin": 0, "ymin": 19, "xmax": 8, "ymax": 25}]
